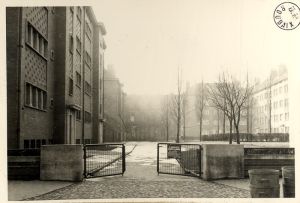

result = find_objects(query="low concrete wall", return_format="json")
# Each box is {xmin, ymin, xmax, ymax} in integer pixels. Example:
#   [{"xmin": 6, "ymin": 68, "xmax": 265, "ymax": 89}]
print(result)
[
  {"xmin": 40, "ymin": 145, "xmax": 83, "ymax": 181},
  {"xmin": 202, "ymin": 144, "xmax": 244, "ymax": 180}
]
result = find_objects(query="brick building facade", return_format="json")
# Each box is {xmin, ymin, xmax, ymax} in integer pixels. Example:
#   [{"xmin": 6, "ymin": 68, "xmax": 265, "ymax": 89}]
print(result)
[{"xmin": 6, "ymin": 7, "xmax": 106, "ymax": 149}]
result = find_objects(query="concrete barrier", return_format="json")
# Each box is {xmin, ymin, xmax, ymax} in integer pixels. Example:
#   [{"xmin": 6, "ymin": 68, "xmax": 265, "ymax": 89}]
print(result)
[
  {"xmin": 202, "ymin": 144, "xmax": 244, "ymax": 180},
  {"xmin": 40, "ymin": 145, "xmax": 83, "ymax": 181}
]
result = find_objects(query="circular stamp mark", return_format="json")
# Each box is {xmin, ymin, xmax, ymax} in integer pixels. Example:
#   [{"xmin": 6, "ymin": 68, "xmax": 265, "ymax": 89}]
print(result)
[{"xmin": 273, "ymin": 2, "xmax": 300, "ymax": 30}]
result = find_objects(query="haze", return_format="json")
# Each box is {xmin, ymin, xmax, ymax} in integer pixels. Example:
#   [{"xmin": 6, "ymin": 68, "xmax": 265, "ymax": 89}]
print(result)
[{"xmin": 93, "ymin": 0, "xmax": 299, "ymax": 94}]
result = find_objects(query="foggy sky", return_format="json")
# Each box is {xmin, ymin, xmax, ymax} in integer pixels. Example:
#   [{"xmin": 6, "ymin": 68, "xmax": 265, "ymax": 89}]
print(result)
[{"xmin": 92, "ymin": 0, "xmax": 299, "ymax": 94}]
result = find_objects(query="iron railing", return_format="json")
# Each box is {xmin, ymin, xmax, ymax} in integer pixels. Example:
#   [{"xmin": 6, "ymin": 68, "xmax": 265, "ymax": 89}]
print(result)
[
  {"xmin": 84, "ymin": 144, "xmax": 125, "ymax": 178},
  {"xmin": 157, "ymin": 143, "xmax": 202, "ymax": 178}
]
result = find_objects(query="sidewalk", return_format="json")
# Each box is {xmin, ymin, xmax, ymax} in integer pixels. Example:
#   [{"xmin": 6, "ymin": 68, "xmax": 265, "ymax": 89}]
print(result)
[{"xmin": 8, "ymin": 180, "xmax": 73, "ymax": 201}]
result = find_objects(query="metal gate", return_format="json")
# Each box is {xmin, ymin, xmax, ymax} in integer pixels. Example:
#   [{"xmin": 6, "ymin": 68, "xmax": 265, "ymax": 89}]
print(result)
[
  {"xmin": 157, "ymin": 143, "xmax": 202, "ymax": 178},
  {"xmin": 84, "ymin": 144, "xmax": 125, "ymax": 178}
]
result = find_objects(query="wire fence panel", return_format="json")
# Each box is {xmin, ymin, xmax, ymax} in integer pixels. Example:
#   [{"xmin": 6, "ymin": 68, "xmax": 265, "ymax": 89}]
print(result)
[
  {"xmin": 84, "ymin": 144, "xmax": 125, "ymax": 178},
  {"xmin": 157, "ymin": 143, "xmax": 201, "ymax": 178}
]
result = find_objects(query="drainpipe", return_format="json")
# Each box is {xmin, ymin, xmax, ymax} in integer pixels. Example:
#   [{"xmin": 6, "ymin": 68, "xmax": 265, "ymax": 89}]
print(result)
[
  {"xmin": 81, "ymin": 7, "xmax": 86, "ymax": 144},
  {"xmin": 17, "ymin": 8, "xmax": 23, "ymax": 149}
]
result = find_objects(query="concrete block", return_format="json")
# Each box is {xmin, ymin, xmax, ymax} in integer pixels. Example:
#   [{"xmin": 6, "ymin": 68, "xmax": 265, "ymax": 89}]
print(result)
[
  {"xmin": 202, "ymin": 144, "xmax": 244, "ymax": 180},
  {"xmin": 40, "ymin": 145, "xmax": 83, "ymax": 181}
]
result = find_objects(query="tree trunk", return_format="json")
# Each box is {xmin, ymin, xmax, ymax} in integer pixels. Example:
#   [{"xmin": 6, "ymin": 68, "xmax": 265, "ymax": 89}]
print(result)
[
  {"xmin": 199, "ymin": 116, "xmax": 202, "ymax": 142},
  {"xmin": 217, "ymin": 110, "xmax": 220, "ymax": 135},
  {"xmin": 166, "ymin": 120, "xmax": 169, "ymax": 141},
  {"xmin": 235, "ymin": 124, "xmax": 240, "ymax": 144},
  {"xmin": 176, "ymin": 107, "xmax": 180, "ymax": 143},
  {"xmin": 229, "ymin": 119, "xmax": 232, "ymax": 144},
  {"xmin": 223, "ymin": 110, "xmax": 225, "ymax": 135}
]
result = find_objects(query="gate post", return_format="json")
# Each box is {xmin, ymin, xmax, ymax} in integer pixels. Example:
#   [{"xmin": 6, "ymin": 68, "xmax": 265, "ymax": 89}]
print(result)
[
  {"xmin": 122, "ymin": 144, "xmax": 126, "ymax": 174},
  {"xmin": 199, "ymin": 145, "xmax": 202, "ymax": 178},
  {"xmin": 83, "ymin": 144, "xmax": 87, "ymax": 178},
  {"xmin": 157, "ymin": 143, "xmax": 159, "ymax": 174}
]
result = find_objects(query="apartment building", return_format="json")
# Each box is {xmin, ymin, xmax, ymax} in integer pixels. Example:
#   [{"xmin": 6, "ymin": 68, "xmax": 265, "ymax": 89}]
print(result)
[
  {"xmin": 252, "ymin": 66, "xmax": 289, "ymax": 133},
  {"xmin": 6, "ymin": 7, "xmax": 106, "ymax": 149}
]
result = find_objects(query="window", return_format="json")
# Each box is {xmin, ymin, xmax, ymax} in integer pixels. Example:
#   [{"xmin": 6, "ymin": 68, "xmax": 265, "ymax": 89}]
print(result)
[
  {"xmin": 30, "ymin": 140, "xmax": 36, "ymax": 149},
  {"xmin": 33, "ymin": 31, "xmax": 38, "ymax": 50},
  {"xmin": 69, "ymin": 35, "xmax": 74, "ymax": 54},
  {"xmin": 84, "ymin": 111, "xmax": 91, "ymax": 123},
  {"xmin": 50, "ymin": 50, "xmax": 54, "ymax": 60},
  {"xmin": 48, "ymin": 139, "xmax": 53, "ymax": 144},
  {"xmin": 69, "ymin": 78, "xmax": 73, "ymax": 96},
  {"xmin": 280, "ymin": 114, "xmax": 283, "ymax": 121},
  {"xmin": 24, "ymin": 140, "xmax": 29, "ymax": 149},
  {"xmin": 76, "ymin": 139, "xmax": 81, "ymax": 144},
  {"xmin": 26, "ymin": 23, "xmax": 48, "ymax": 58},
  {"xmin": 76, "ymin": 72, "xmax": 81, "ymax": 87},
  {"xmin": 285, "ymin": 113, "xmax": 289, "ymax": 121},
  {"xmin": 39, "ymin": 37, "xmax": 44, "ymax": 56},
  {"xmin": 26, "ymin": 83, "xmax": 31, "ymax": 105},
  {"xmin": 274, "ymin": 101, "xmax": 278, "ymax": 109},
  {"xmin": 27, "ymin": 25, "xmax": 33, "ymax": 45},
  {"xmin": 84, "ymin": 81, "xmax": 91, "ymax": 95},
  {"xmin": 76, "ymin": 110, "xmax": 81, "ymax": 120},
  {"xmin": 284, "ymin": 99, "xmax": 289, "ymax": 108},
  {"xmin": 275, "ymin": 115, "xmax": 278, "ymax": 122},
  {"xmin": 285, "ymin": 127, "xmax": 289, "ymax": 133},
  {"xmin": 279, "ymin": 86, "xmax": 282, "ymax": 94},
  {"xmin": 279, "ymin": 100, "xmax": 283, "ymax": 108},
  {"xmin": 284, "ymin": 84, "xmax": 288, "ymax": 93},
  {"xmin": 41, "ymin": 139, "xmax": 46, "ymax": 145},
  {"xmin": 36, "ymin": 140, "xmax": 41, "ymax": 148},
  {"xmin": 76, "ymin": 36, "xmax": 82, "ymax": 53},
  {"xmin": 37, "ymin": 89, "xmax": 42, "ymax": 109},
  {"xmin": 43, "ymin": 93, "xmax": 47, "ymax": 109},
  {"xmin": 32, "ymin": 87, "xmax": 37, "ymax": 107},
  {"xmin": 25, "ymin": 83, "xmax": 47, "ymax": 110}
]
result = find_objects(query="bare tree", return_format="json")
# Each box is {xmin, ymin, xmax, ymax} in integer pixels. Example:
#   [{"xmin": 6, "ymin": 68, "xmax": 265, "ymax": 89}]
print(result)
[
  {"xmin": 208, "ymin": 82, "xmax": 234, "ymax": 144},
  {"xmin": 170, "ymin": 67, "xmax": 184, "ymax": 143},
  {"xmin": 209, "ymin": 73, "xmax": 253, "ymax": 144},
  {"xmin": 195, "ymin": 80, "xmax": 207, "ymax": 141}
]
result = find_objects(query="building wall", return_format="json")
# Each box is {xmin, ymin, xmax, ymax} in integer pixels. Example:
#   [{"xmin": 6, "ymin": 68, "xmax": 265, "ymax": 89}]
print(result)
[
  {"xmin": 92, "ymin": 22, "xmax": 105, "ymax": 144},
  {"xmin": 252, "ymin": 69, "xmax": 289, "ymax": 134},
  {"xmin": 12, "ymin": 7, "xmax": 57, "ymax": 149},
  {"xmin": 7, "ymin": 6, "xmax": 106, "ymax": 149},
  {"xmin": 103, "ymin": 67, "xmax": 124, "ymax": 142},
  {"xmin": 6, "ymin": 8, "xmax": 21, "ymax": 149},
  {"xmin": 54, "ymin": 7, "xmax": 67, "ymax": 144}
]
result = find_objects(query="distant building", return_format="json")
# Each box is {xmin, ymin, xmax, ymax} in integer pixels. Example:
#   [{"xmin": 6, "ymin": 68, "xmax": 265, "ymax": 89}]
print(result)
[
  {"xmin": 125, "ymin": 94, "xmax": 164, "ymax": 141},
  {"xmin": 252, "ymin": 66, "xmax": 289, "ymax": 134},
  {"xmin": 103, "ymin": 65, "xmax": 126, "ymax": 142},
  {"xmin": 7, "ymin": 7, "xmax": 106, "ymax": 149}
]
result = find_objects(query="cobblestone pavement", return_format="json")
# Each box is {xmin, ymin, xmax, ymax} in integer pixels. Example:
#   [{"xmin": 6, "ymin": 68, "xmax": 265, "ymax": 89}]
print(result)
[{"xmin": 27, "ymin": 142, "xmax": 251, "ymax": 200}]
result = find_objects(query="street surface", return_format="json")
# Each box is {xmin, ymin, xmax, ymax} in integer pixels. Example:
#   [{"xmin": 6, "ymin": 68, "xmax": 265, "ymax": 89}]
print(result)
[{"xmin": 26, "ymin": 142, "xmax": 251, "ymax": 200}]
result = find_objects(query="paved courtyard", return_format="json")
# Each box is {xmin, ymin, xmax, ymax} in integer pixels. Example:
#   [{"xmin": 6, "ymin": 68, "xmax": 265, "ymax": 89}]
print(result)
[{"xmin": 26, "ymin": 142, "xmax": 251, "ymax": 200}]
